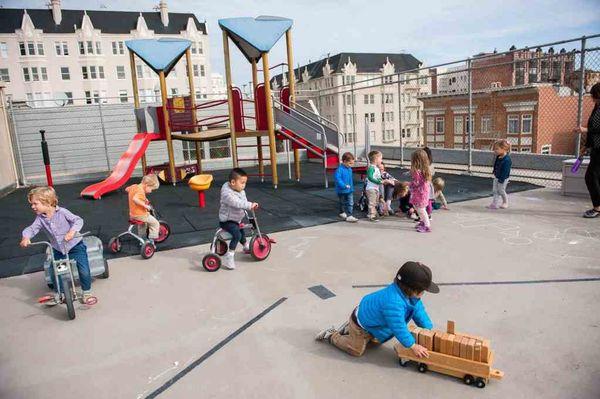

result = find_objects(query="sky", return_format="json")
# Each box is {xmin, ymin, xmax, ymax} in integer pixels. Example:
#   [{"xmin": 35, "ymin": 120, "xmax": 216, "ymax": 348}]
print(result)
[{"xmin": 3, "ymin": 0, "xmax": 599, "ymax": 87}]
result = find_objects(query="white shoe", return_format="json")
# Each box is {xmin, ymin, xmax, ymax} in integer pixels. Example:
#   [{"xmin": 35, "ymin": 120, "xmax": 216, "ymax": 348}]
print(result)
[
  {"xmin": 243, "ymin": 242, "xmax": 250, "ymax": 252},
  {"xmin": 345, "ymin": 215, "xmax": 358, "ymax": 223},
  {"xmin": 315, "ymin": 326, "xmax": 337, "ymax": 341},
  {"xmin": 409, "ymin": 213, "xmax": 419, "ymax": 220},
  {"xmin": 338, "ymin": 212, "xmax": 348, "ymax": 219},
  {"xmin": 222, "ymin": 251, "xmax": 236, "ymax": 270}
]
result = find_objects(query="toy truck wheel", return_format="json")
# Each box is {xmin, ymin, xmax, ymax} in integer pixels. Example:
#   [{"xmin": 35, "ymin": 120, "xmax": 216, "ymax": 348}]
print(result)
[
  {"xmin": 463, "ymin": 374, "xmax": 474, "ymax": 385},
  {"xmin": 475, "ymin": 378, "xmax": 486, "ymax": 389},
  {"xmin": 417, "ymin": 363, "xmax": 428, "ymax": 373},
  {"xmin": 215, "ymin": 240, "xmax": 228, "ymax": 256},
  {"xmin": 141, "ymin": 242, "xmax": 155, "ymax": 259},
  {"xmin": 202, "ymin": 254, "xmax": 221, "ymax": 272},
  {"xmin": 108, "ymin": 237, "xmax": 121, "ymax": 253},
  {"xmin": 398, "ymin": 358, "xmax": 409, "ymax": 367}
]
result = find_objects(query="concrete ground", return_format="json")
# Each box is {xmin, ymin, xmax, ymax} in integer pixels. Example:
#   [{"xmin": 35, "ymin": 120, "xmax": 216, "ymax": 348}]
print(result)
[{"xmin": 1, "ymin": 188, "xmax": 599, "ymax": 399}]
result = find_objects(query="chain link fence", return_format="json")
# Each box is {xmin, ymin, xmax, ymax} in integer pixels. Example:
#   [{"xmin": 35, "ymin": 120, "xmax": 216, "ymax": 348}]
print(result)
[{"xmin": 296, "ymin": 34, "xmax": 600, "ymax": 187}]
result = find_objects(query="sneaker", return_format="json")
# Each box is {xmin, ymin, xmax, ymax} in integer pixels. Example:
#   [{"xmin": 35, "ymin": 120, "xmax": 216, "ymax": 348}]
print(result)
[
  {"xmin": 338, "ymin": 212, "xmax": 348, "ymax": 219},
  {"xmin": 583, "ymin": 209, "xmax": 600, "ymax": 218},
  {"xmin": 315, "ymin": 326, "xmax": 337, "ymax": 341},
  {"xmin": 369, "ymin": 217, "xmax": 379, "ymax": 223},
  {"xmin": 499, "ymin": 203, "xmax": 509, "ymax": 209},
  {"xmin": 243, "ymin": 241, "xmax": 251, "ymax": 253},
  {"xmin": 222, "ymin": 251, "xmax": 236, "ymax": 270},
  {"xmin": 337, "ymin": 320, "xmax": 350, "ymax": 335},
  {"xmin": 416, "ymin": 225, "xmax": 431, "ymax": 233},
  {"xmin": 415, "ymin": 221, "xmax": 424, "ymax": 229},
  {"xmin": 487, "ymin": 203, "xmax": 498, "ymax": 210},
  {"xmin": 345, "ymin": 215, "xmax": 358, "ymax": 223}
]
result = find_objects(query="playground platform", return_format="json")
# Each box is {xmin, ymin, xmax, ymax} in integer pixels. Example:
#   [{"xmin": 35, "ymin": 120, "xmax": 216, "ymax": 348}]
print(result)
[
  {"xmin": 0, "ymin": 187, "xmax": 598, "ymax": 399},
  {"xmin": 0, "ymin": 162, "xmax": 540, "ymax": 278}
]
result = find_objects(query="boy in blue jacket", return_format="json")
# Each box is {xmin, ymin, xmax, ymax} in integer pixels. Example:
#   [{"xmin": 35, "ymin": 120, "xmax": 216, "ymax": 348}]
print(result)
[
  {"xmin": 334, "ymin": 152, "xmax": 358, "ymax": 223},
  {"xmin": 488, "ymin": 139, "xmax": 512, "ymax": 209},
  {"xmin": 316, "ymin": 261, "xmax": 439, "ymax": 358}
]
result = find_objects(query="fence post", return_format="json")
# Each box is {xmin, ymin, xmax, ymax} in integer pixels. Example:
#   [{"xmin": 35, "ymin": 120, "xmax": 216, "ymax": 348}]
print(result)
[
  {"xmin": 351, "ymin": 82, "xmax": 357, "ymax": 157},
  {"xmin": 576, "ymin": 36, "xmax": 587, "ymax": 156},
  {"xmin": 97, "ymin": 100, "xmax": 111, "ymax": 170},
  {"xmin": 7, "ymin": 100, "xmax": 26, "ymax": 186},
  {"xmin": 467, "ymin": 57, "xmax": 473, "ymax": 174},
  {"xmin": 397, "ymin": 74, "xmax": 403, "ymax": 166}
]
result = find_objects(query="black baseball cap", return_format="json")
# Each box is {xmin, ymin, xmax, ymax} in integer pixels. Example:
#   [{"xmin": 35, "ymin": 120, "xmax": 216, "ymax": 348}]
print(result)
[{"xmin": 396, "ymin": 261, "xmax": 439, "ymax": 294}]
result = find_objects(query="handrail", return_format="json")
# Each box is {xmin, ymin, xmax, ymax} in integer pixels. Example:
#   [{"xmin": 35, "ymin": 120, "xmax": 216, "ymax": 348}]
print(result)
[{"xmin": 290, "ymin": 100, "xmax": 345, "ymax": 146}]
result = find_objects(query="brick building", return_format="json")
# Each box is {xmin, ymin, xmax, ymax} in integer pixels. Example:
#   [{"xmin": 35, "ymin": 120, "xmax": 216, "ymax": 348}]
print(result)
[{"xmin": 421, "ymin": 83, "xmax": 595, "ymax": 155}]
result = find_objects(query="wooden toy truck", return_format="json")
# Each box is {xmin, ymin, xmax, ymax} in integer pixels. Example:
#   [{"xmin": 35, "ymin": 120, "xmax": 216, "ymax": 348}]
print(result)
[{"xmin": 394, "ymin": 321, "xmax": 504, "ymax": 388}]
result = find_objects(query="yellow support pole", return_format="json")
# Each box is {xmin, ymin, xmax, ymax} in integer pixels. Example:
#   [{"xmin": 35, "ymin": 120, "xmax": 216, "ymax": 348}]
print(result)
[
  {"xmin": 159, "ymin": 71, "xmax": 177, "ymax": 185},
  {"xmin": 129, "ymin": 51, "xmax": 147, "ymax": 174},
  {"xmin": 262, "ymin": 52, "xmax": 278, "ymax": 188},
  {"xmin": 286, "ymin": 29, "xmax": 301, "ymax": 181},
  {"xmin": 222, "ymin": 31, "xmax": 238, "ymax": 167},
  {"xmin": 185, "ymin": 49, "xmax": 202, "ymax": 173},
  {"xmin": 252, "ymin": 59, "xmax": 264, "ymax": 179}
]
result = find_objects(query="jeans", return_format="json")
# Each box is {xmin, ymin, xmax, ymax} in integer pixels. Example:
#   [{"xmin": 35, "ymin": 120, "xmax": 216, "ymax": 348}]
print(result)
[
  {"xmin": 492, "ymin": 178, "xmax": 509, "ymax": 206},
  {"xmin": 219, "ymin": 221, "xmax": 247, "ymax": 250},
  {"xmin": 338, "ymin": 193, "xmax": 354, "ymax": 216},
  {"xmin": 51, "ymin": 241, "xmax": 92, "ymax": 292},
  {"xmin": 585, "ymin": 151, "xmax": 600, "ymax": 207}
]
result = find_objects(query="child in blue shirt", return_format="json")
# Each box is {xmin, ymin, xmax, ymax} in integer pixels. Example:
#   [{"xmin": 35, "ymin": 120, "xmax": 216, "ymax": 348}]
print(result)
[
  {"xmin": 488, "ymin": 140, "xmax": 512, "ymax": 209},
  {"xmin": 334, "ymin": 152, "xmax": 358, "ymax": 223},
  {"xmin": 316, "ymin": 261, "xmax": 439, "ymax": 358}
]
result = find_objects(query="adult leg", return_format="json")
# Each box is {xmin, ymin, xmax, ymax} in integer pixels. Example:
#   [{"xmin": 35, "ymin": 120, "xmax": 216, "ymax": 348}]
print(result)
[
  {"xmin": 330, "ymin": 317, "xmax": 373, "ymax": 357},
  {"xmin": 585, "ymin": 155, "xmax": 600, "ymax": 209}
]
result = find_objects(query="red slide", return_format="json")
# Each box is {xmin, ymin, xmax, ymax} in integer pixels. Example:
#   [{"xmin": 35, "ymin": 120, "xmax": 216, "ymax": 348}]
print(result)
[{"xmin": 80, "ymin": 133, "xmax": 161, "ymax": 199}]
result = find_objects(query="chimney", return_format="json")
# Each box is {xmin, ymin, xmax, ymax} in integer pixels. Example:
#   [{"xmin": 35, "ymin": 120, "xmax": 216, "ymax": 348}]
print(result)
[
  {"xmin": 50, "ymin": 0, "xmax": 62, "ymax": 25},
  {"xmin": 159, "ymin": 0, "xmax": 169, "ymax": 27},
  {"xmin": 429, "ymin": 68, "xmax": 438, "ymax": 94}
]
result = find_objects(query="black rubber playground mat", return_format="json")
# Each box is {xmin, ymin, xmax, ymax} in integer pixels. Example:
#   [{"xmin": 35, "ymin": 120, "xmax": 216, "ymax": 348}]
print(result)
[{"xmin": 0, "ymin": 162, "xmax": 540, "ymax": 278}]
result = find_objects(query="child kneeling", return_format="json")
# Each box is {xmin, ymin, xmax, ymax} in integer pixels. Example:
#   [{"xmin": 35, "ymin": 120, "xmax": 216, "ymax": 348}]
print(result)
[
  {"xmin": 219, "ymin": 168, "xmax": 259, "ymax": 270},
  {"xmin": 316, "ymin": 261, "xmax": 439, "ymax": 358}
]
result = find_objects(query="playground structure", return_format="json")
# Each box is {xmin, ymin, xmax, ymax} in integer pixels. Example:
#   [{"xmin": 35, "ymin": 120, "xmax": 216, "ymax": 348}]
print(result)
[{"xmin": 81, "ymin": 16, "xmax": 355, "ymax": 200}]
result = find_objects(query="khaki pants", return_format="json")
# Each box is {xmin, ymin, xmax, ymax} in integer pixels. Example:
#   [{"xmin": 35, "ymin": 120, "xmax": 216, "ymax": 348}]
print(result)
[
  {"xmin": 132, "ymin": 214, "xmax": 160, "ymax": 239},
  {"xmin": 330, "ymin": 315, "xmax": 374, "ymax": 357},
  {"xmin": 366, "ymin": 189, "xmax": 379, "ymax": 219}
]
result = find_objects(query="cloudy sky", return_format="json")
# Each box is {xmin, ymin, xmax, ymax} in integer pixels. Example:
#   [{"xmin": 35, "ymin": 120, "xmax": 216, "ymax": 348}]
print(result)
[{"xmin": 3, "ymin": 0, "xmax": 599, "ymax": 86}]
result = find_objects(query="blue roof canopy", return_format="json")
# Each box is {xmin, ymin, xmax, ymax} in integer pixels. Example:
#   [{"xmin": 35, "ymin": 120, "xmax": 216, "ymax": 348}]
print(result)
[
  {"xmin": 125, "ymin": 38, "xmax": 191, "ymax": 76},
  {"xmin": 219, "ymin": 16, "xmax": 293, "ymax": 62}
]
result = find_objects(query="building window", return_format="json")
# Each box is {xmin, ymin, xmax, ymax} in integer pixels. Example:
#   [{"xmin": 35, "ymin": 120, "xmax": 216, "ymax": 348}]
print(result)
[
  {"xmin": 116, "ymin": 66, "xmax": 126, "ymax": 79},
  {"xmin": 0, "ymin": 42, "xmax": 8, "ymax": 58},
  {"xmin": 435, "ymin": 117, "xmax": 444, "ymax": 134},
  {"xmin": 79, "ymin": 41, "xmax": 85, "ymax": 55},
  {"xmin": 19, "ymin": 42, "xmax": 26, "ymax": 55},
  {"xmin": 136, "ymin": 64, "xmax": 144, "ymax": 79},
  {"xmin": 370, "ymin": 94, "xmax": 375, "ymax": 104},
  {"xmin": 85, "ymin": 91, "xmax": 92, "ymax": 104},
  {"xmin": 364, "ymin": 94, "xmax": 369, "ymax": 104},
  {"xmin": 23, "ymin": 67, "xmax": 30, "ymax": 82},
  {"xmin": 98, "ymin": 66, "xmax": 105, "ymax": 79},
  {"xmin": 20, "ymin": 41, "xmax": 44, "ymax": 56},
  {"xmin": 193, "ymin": 64, "xmax": 200, "ymax": 77},
  {"xmin": 481, "ymin": 115, "xmax": 492, "ymax": 133},
  {"xmin": 197, "ymin": 42, "xmax": 203, "ymax": 54},
  {"xmin": 195, "ymin": 90, "xmax": 201, "ymax": 101},
  {"xmin": 540, "ymin": 144, "xmax": 551, "ymax": 154},
  {"xmin": 0, "ymin": 68, "xmax": 9, "ymax": 82},
  {"xmin": 507, "ymin": 115, "xmax": 520, "ymax": 134},
  {"xmin": 522, "ymin": 114, "xmax": 532, "ymax": 134},
  {"xmin": 86, "ymin": 41, "xmax": 93, "ymax": 54},
  {"xmin": 520, "ymin": 147, "xmax": 531, "ymax": 153},
  {"xmin": 64, "ymin": 92, "xmax": 73, "ymax": 105},
  {"xmin": 171, "ymin": 88, "xmax": 179, "ymax": 96},
  {"xmin": 119, "ymin": 90, "xmax": 128, "ymax": 103},
  {"xmin": 112, "ymin": 41, "xmax": 125, "ymax": 55},
  {"xmin": 82, "ymin": 66, "xmax": 88, "ymax": 80},
  {"xmin": 37, "ymin": 43, "xmax": 44, "ymax": 55},
  {"xmin": 40, "ymin": 67, "xmax": 47, "ymax": 81},
  {"xmin": 454, "ymin": 116, "xmax": 463, "ymax": 136},
  {"xmin": 200, "ymin": 65, "xmax": 205, "ymax": 77},
  {"xmin": 60, "ymin": 67, "xmax": 70, "ymax": 80},
  {"xmin": 370, "ymin": 113, "xmax": 375, "ymax": 123},
  {"xmin": 426, "ymin": 117, "xmax": 434, "ymax": 134},
  {"xmin": 90, "ymin": 66, "xmax": 97, "ymax": 79},
  {"xmin": 55, "ymin": 41, "xmax": 69, "ymax": 56}
]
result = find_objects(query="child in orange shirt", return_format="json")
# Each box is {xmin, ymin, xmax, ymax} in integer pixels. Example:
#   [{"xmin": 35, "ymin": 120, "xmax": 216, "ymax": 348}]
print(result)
[{"xmin": 126, "ymin": 174, "xmax": 160, "ymax": 243}]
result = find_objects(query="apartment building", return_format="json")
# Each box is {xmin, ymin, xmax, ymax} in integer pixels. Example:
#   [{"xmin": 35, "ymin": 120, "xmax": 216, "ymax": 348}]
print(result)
[
  {"xmin": 0, "ymin": 1, "xmax": 211, "ymax": 106},
  {"xmin": 272, "ymin": 52, "xmax": 431, "ymax": 148}
]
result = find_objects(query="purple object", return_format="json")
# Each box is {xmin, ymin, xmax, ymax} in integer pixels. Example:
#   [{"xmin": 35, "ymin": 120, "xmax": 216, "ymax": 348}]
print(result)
[{"xmin": 571, "ymin": 156, "xmax": 583, "ymax": 173}]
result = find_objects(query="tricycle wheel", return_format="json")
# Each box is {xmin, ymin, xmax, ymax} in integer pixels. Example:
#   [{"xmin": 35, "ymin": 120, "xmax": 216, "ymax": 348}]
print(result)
[
  {"xmin": 463, "ymin": 374, "xmax": 474, "ymax": 385},
  {"xmin": 215, "ymin": 239, "xmax": 228, "ymax": 256},
  {"xmin": 475, "ymin": 378, "xmax": 486, "ymax": 389},
  {"xmin": 154, "ymin": 221, "xmax": 171, "ymax": 243},
  {"xmin": 417, "ymin": 363, "xmax": 428, "ymax": 373},
  {"xmin": 100, "ymin": 259, "xmax": 109, "ymax": 279},
  {"xmin": 250, "ymin": 234, "xmax": 271, "ymax": 261},
  {"xmin": 60, "ymin": 275, "xmax": 76, "ymax": 321},
  {"xmin": 202, "ymin": 254, "xmax": 221, "ymax": 272},
  {"xmin": 141, "ymin": 242, "xmax": 155, "ymax": 259},
  {"xmin": 108, "ymin": 237, "xmax": 121, "ymax": 253}
]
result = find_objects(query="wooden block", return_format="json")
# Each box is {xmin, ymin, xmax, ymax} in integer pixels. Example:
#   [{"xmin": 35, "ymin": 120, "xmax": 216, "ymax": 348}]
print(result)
[
  {"xmin": 445, "ymin": 334, "xmax": 456, "ymax": 356},
  {"xmin": 439, "ymin": 333, "xmax": 448, "ymax": 354},
  {"xmin": 452, "ymin": 335, "xmax": 461, "ymax": 357},
  {"xmin": 473, "ymin": 340, "xmax": 482, "ymax": 362},
  {"xmin": 481, "ymin": 340, "xmax": 490, "ymax": 364},
  {"xmin": 447, "ymin": 320, "xmax": 455, "ymax": 334},
  {"xmin": 466, "ymin": 338, "xmax": 476, "ymax": 360},
  {"xmin": 411, "ymin": 327, "xmax": 421, "ymax": 344},
  {"xmin": 433, "ymin": 332, "xmax": 443, "ymax": 352},
  {"xmin": 418, "ymin": 329, "xmax": 435, "ymax": 350},
  {"xmin": 459, "ymin": 336, "xmax": 469, "ymax": 359}
]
